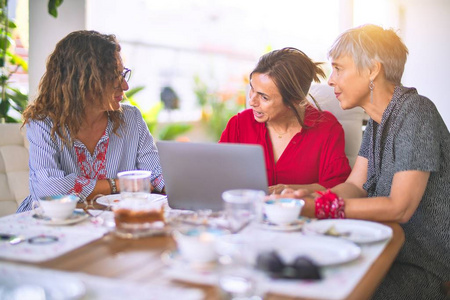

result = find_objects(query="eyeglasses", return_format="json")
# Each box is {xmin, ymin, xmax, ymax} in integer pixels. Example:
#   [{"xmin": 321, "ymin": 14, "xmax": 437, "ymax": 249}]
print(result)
[
  {"xmin": 121, "ymin": 67, "xmax": 131, "ymax": 82},
  {"xmin": 255, "ymin": 250, "xmax": 322, "ymax": 280}
]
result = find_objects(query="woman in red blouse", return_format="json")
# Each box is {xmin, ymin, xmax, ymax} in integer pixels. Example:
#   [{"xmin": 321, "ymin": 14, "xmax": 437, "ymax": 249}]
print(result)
[{"xmin": 220, "ymin": 47, "xmax": 351, "ymax": 194}]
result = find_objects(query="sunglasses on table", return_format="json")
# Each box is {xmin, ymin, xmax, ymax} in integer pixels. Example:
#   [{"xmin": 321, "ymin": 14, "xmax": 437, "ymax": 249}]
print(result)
[{"xmin": 255, "ymin": 250, "xmax": 322, "ymax": 280}]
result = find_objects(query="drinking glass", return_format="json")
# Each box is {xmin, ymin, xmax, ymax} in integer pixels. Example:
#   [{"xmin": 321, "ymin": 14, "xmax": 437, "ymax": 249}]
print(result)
[
  {"xmin": 216, "ymin": 233, "xmax": 268, "ymax": 300},
  {"xmin": 118, "ymin": 170, "xmax": 152, "ymax": 202},
  {"xmin": 222, "ymin": 189, "xmax": 266, "ymax": 233},
  {"xmin": 114, "ymin": 170, "xmax": 165, "ymax": 238}
]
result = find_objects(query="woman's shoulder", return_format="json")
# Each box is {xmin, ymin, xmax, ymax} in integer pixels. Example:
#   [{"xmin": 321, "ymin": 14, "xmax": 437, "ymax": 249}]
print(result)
[
  {"xmin": 26, "ymin": 116, "xmax": 54, "ymax": 133},
  {"xmin": 120, "ymin": 103, "xmax": 141, "ymax": 115},
  {"xmin": 119, "ymin": 104, "xmax": 144, "ymax": 122},
  {"xmin": 228, "ymin": 108, "xmax": 257, "ymax": 125},
  {"xmin": 237, "ymin": 108, "xmax": 254, "ymax": 118},
  {"xmin": 396, "ymin": 87, "xmax": 442, "ymax": 120}
]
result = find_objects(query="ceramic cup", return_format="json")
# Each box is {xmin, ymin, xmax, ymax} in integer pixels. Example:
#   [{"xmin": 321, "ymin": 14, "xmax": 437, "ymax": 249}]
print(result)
[
  {"xmin": 32, "ymin": 195, "xmax": 78, "ymax": 220},
  {"xmin": 173, "ymin": 227, "xmax": 227, "ymax": 263},
  {"xmin": 264, "ymin": 198, "xmax": 305, "ymax": 225}
]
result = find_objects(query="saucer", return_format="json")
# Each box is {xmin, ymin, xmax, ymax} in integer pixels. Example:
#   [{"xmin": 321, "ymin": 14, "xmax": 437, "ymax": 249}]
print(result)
[
  {"xmin": 33, "ymin": 211, "xmax": 89, "ymax": 226},
  {"xmin": 96, "ymin": 194, "xmax": 167, "ymax": 207},
  {"xmin": 258, "ymin": 218, "xmax": 305, "ymax": 231},
  {"xmin": 161, "ymin": 250, "xmax": 217, "ymax": 272}
]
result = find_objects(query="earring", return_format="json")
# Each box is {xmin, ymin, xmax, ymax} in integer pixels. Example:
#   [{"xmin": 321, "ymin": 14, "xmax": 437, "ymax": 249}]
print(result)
[{"xmin": 369, "ymin": 80, "xmax": 374, "ymax": 103}]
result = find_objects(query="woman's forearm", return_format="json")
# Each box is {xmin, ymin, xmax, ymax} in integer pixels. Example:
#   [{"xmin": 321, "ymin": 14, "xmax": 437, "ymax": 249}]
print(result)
[{"xmin": 331, "ymin": 182, "xmax": 368, "ymax": 199}]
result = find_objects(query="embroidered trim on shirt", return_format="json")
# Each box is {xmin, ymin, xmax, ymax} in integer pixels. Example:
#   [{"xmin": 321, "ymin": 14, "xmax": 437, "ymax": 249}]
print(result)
[{"xmin": 70, "ymin": 134, "xmax": 110, "ymax": 194}]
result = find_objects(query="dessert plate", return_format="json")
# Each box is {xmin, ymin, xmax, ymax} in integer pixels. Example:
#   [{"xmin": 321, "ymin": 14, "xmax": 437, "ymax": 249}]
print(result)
[
  {"xmin": 96, "ymin": 194, "xmax": 167, "ymax": 207},
  {"xmin": 303, "ymin": 219, "xmax": 393, "ymax": 244},
  {"xmin": 161, "ymin": 250, "xmax": 218, "ymax": 272},
  {"xmin": 32, "ymin": 210, "xmax": 89, "ymax": 226},
  {"xmin": 273, "ymin": 235, "xmax": 361, "ymax": 266}
]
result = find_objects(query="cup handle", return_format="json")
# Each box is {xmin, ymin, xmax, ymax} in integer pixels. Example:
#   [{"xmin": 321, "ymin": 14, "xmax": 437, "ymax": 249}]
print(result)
[{"xmin": 32, "ymin": 200, "xmax": 44, "ymax": 216}]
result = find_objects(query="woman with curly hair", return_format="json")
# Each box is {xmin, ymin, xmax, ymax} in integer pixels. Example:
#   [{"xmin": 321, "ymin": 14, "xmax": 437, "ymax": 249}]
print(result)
[{"xmin": 17, "ymin": 30, "xmax": 164, "ymax": 212}]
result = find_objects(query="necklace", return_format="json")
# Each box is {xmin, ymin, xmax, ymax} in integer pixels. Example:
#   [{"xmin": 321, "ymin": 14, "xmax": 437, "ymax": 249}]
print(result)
[{"xmin": 269, "ymin": 126, "xmax": 289, "ymax": 139}]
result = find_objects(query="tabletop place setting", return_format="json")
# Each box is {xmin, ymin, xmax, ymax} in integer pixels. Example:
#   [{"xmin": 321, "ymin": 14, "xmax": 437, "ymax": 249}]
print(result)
[
  {"xmin": 0, "ymin": 170, "xmax": 398, "ymax": 300},
  {"xmin": 158, "ymin": 187, "xmax": 395, "ymax": 300}
]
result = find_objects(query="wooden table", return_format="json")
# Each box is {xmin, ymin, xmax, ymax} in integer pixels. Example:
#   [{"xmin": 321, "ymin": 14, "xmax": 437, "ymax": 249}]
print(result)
[{"xmin": 10, "ymin": 218, "xmax": 403, "ymax": 300}]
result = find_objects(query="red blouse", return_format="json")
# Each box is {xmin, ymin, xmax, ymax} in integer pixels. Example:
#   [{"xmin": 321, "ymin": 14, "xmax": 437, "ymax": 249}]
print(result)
[{"xmin": 219, "ymin": 106, "xmax": 351, "ymax": 188}]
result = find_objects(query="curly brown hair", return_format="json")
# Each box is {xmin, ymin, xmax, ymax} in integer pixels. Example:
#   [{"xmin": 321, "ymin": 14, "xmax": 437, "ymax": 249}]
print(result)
[
  {"xmin": 22, "ymin": 30, "xmax": 125, "ymax": 146},
  {"xmin": 250, "ymin": 47, "xmax": 325, "ymax": 127}
]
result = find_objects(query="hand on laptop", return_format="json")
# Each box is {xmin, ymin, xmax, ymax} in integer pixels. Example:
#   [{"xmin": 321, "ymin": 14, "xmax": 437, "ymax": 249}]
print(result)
[
  {"xmin": 269, "ymin": 183, "xmax": 325, "ymax": 197},
  {"xmin": 268, "ymin": 184, "xmax": 289, "ymax": 195}
]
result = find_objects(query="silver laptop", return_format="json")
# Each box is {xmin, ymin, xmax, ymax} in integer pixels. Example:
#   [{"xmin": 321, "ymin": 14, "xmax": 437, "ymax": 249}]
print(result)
[{"xmin": 156, "ymin": 141, "xmax": 268, "ymax": 211}]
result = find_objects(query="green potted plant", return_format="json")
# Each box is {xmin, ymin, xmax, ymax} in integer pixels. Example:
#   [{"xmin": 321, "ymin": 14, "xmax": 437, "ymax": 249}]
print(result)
[{"xmin": 0, "ymin": 0, "xmax": 28, "ymax": 123}]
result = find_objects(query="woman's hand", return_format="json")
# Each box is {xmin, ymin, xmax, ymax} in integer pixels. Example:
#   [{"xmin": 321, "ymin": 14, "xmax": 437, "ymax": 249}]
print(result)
[
  {"xmin": 269, "ymin": 183, "xmax": 325, "ymax": 197},
  {"xmin": 281, "ymin": 188, "xmax": 319, "ymax": 199},
  {"xmin": 268, "ymin": 184, "xmax": 288, "ymax": 195}
]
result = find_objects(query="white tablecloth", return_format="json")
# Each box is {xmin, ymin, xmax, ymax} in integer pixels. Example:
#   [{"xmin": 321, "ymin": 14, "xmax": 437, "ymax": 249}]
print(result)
[
  {"xmin": 0, "ymin": 262, "xmax": 204, "ymax": 300},
  {"xmin": 0, "ymin": 210, "xmax": 110, "ymax": 262},
  {"xmin": 164, "ymin": 222, "xmax": 391, "ymax": 300}
]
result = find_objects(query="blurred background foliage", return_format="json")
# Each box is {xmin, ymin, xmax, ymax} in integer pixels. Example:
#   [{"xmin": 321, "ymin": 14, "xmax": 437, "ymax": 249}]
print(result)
[
  {"xmin": 194, "ymin": 74, "xmax": 247, "ymax": 141},
  {"xmin": 126, "ymin": 86, "xmax": 192, "ymax": 141}
]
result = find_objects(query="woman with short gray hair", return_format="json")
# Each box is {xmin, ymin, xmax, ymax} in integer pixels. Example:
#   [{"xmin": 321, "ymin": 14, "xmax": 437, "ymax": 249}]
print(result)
[{"xmin": 283, "ymin": 24, "xmax": 450, "ymax": 299}]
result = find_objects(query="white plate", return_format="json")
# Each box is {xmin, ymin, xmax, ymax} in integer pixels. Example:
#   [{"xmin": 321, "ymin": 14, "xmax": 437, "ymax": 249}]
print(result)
[
  {"xmin": 303, "ymin": 219, "xmax": 393, "ymax": 244},
  {"xmin": 96, "ymin": 194, "xmax": 167, "ymax": 207},
  {"xmin": 273, "ymin": 235, "xmax": 361, "ymax": 266},
  {"xmin": 258, "ymin": 219, "xmax": 305, "ymax": 232},
  {"xmin": 161, "ymin": 250, "xmax": 218, "ymax": 272},
  {"xmin": 33, "ymin": 210, "xmax": 89, "ymax": 226},
  {"xmin": 1, "ymin": 270, "xmax": 86, "ymax": 299}
]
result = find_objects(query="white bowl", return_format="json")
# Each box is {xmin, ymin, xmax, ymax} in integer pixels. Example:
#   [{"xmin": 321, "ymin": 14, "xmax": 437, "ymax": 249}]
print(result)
[{"xmin": 264, "ymin": 198, "xmax": 304, "ymax": 225}]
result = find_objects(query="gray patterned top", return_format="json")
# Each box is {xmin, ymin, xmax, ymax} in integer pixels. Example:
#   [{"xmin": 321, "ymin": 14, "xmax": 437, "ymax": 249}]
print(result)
[{"xmin": 360, "ymin": 86, "xmax": 450, "ymax": 298}]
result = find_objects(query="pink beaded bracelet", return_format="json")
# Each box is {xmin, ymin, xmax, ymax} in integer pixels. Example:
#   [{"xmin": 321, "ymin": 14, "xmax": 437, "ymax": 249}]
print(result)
[{"xmin": 315, "ymin": 190, "xmax": 346, "ymax": 219}]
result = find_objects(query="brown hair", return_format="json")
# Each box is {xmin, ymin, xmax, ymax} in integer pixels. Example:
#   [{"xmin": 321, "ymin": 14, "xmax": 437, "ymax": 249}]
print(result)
[
  {"xmin": 22, "ymin": 30, "xmax": 124, "ymax": 146},
  {"xmin": 250, "ymin": 47, "xmax": 325, "ymax": 127}
]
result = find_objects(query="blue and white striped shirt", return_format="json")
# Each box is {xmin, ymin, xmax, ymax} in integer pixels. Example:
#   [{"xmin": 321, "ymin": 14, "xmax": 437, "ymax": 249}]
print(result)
[{"xmin": 17, "ymin": 104, "xmax": 165, "ymax": 212}]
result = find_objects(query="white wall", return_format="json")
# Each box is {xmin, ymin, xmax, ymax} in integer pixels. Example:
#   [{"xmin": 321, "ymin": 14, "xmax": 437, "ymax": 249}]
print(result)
[
  {"xmin": 399, "ymin": 0, "xmax": 450, "ymax": 127},
  {"xmin": 27, "ymin": 0, "xmax": 450, "ymax": 129},
  {"xmin": 28, "ymin": 0, "xmax": 86, "ymax": 101}
]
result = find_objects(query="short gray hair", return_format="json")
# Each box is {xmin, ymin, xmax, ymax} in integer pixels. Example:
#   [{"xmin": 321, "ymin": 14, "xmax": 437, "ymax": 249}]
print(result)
[{"xmin": 328, "ymin": 24, "xmax": 408, "ymax": 85}]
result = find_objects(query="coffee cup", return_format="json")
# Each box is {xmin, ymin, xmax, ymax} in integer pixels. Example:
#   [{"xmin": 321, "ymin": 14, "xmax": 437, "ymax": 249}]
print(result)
[
  {"xmin": 264, "ymin": 198, "xmax": 304, "ymax": 225},
  {"xmin": 32, "ymin": 195, "xmax": 78, "ymax": 220},
  {"xmin": 173, "ymin": 227, "xmax": 227, "ymax": 263}
]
